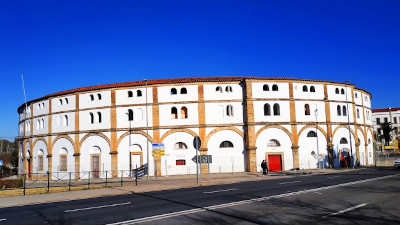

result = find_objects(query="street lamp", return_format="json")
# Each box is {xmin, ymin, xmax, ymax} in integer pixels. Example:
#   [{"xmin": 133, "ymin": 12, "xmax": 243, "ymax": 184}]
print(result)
[
  {"xmin": 125, "ymin": 112, "xmax": 132, "ymax": 176},
  {"xmin": 314, "ymin": 105, "xmax": 320, "ymax": 169},
  {"xmin": 144, "ymin": 79, "xmax": 150, "ymax": 180},
  {"xmin": 345, "ymin": 81, "xmax": 355, "ymax": 169},
  {"xmin": 388, "ymin": 107, "xmax": 397, "ymax": 160}
]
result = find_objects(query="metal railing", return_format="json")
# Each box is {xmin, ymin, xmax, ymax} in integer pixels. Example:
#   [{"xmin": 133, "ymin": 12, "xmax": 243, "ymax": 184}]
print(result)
[{"xmin": 1, "ymin": 165, "xmax": 147, "ymax": 195}]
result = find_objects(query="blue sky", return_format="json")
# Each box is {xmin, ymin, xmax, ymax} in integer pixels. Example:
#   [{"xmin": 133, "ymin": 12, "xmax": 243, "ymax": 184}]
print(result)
[{"xmin": 1, "ymin": 0, "xmax": 399, "ymax": 140}]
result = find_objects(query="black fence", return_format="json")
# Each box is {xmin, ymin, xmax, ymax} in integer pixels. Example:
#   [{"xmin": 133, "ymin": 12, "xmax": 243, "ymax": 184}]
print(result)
[{"xmin": 0, "ymin": 165, "xmax": 147, "ymax": 195}]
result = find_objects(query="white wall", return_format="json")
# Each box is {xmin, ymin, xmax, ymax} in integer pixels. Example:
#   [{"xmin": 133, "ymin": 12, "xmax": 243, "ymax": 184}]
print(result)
[
  {"xmin": 52, "ymin": 112, "xmax": 75, "ymax": 133},
  {"xmin": 33, "ymin": 116, "xmax": 49, "ymax": 135},
  {"xmin": 292, "ymin": 83, "xmax": 324, "ymax": 100},
  {"xmin": 117, "ymin": 133, "xmax": 154, "ymax": 176},
  {"xmin": 252, "ymin": 82, "xmax": 290, "ymax": 99},
  {"xmin": 116, "ymin": 106, "xmax": 153, "ymax": 128},
  {"xmin": 332, "ymin": 127, "xmax": 356, "ymax": 168},
  {"xmin": 294, "ymin": 101, "xmax": 326, "ymax": 123},
  {"xmin": 52, "ymin": 95, "xmax": 76, "ymax": 113},
  {"xmin": 158, "ymin": 85, "xmax": 198, "ymax": 103},
  {"xmin": 79, "ymin": 109, "xmax": 111, "ymax": 130},
  {"xmin": 115, "ymin": 88, "xmax": 153, "ymax": 105},
  {"xmin": 205, "ymin": 102, "xmax": 244, "ymax": 124},
  {"xmin": 80, "ymin": 135, "xmax": 111, "ymax": 178},
  {"xmin": 255, "ymin": 128, "xmax": 293, "ymax": 171},
  {"xmin": 52, "ymin": 138, "xmax": 75, "ymax": 179},
  {"xmin": 207, "ymin": 130, "xmax": 245, "ymax": 173},
  {"xmin": 32, "ymin": 140, "xmax": 48, "ymax": 173},
  {"xmin": 298, "ymin": 128, "xmax": 328, "ymax": 169},
  {"xmin": 203, "ymin": 83, "xmax": 243, "ymax": 101},
  {"xmin": 161, "ymin": 132, "xmax": 197, "ymax": 175},
  {"xmin": 79, "ymin": 91, "xmax": 111, "ymax": 109},
  {"xmin": 159, "ymin": 103, "xmax": 199, "ymax": 126},
  {"xmin": 33, "ymin": 100, "xmax": 49, "ymax": 116},
  {"xmin": 357, "ymin": 129, "xmax": 366, "ymax": 166}
]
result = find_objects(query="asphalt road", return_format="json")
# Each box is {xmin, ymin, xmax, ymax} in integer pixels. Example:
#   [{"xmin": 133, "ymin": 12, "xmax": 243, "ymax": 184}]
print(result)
[{"xmin": 0, "ymin": 168, "xmax": 399, "ymax": 225}]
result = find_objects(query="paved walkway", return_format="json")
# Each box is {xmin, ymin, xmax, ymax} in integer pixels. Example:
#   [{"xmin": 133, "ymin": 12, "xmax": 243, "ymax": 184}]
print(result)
[{"xmin": 0, "ymin": 167, "xmax": 370, "ymax": 209}]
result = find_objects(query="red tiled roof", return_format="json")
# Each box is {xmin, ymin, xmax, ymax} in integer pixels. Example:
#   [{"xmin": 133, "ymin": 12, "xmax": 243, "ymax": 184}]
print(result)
[
  {"xmin": 18, "ymin": 76, "xmax": 372, "ymax": 111},
  {"xmin": 372, "ymin": 107, "xmax": 400, "ymax": 113}
]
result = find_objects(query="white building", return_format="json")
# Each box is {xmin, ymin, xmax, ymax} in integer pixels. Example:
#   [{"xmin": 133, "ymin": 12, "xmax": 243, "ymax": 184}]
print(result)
[
  {"xmin": 17, "ymin": 77, "xmax": 374, "ymax": 179},
  {"xmin": 372, "ymin": 107, "xmax": 400, "ymax": 151}
]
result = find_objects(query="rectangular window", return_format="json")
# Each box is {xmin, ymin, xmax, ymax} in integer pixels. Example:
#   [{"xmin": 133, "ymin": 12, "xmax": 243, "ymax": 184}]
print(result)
[
  {"xmin": 60, "ymin": 155, "xmax": 67, "ymax": 171},
  {"xmin": 176, "ymin": 160, "xmax": 186, "ymax": 166},
  {"xmin": 384, "ymin": 117, "xmax": 388, "ymax": 123},
  {"xmin": 377, "ymin": 118, "xmax": 381, "ymax": 124},
  {"xmin": 38, "ymin": 155, "xmax": 43, "ymax": 171},
  {"xmin": 394, "ymin": 117, "xmax": 397, "ymax": 124}
]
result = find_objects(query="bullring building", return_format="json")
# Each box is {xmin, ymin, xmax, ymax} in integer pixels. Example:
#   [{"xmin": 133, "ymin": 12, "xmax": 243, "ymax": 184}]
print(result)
[{"xmin": 17, "ymin": 77, "xmax": 374, "ymax": 179}]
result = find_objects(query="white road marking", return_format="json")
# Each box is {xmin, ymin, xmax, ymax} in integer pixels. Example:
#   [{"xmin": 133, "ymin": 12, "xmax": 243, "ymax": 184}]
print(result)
[
  {"xmin": 0, "ymin": 219, "xmax": 6, "ymax": 222},
  {"xmin": 279, "ymin": 180, "xmax": 300, "ymax": 185},
  {"xmin": 108, "ymin": 174, "xmax": 397, "ymax": 225},
  {"xmin": 328, "ymin": 175, "xmax": 341, "ymax": 178},
  {"xmin": 314, "ymin": 192, "xmax": 323, "ymax": 195},
  {"xmin": 323, "ymin": 203, "xmax": 367, "ymax": 218},
  {"xmin": 204, "ymin": 188, "xmax": 238, "ymax": 194},
  {"xmin": 65, "ymin": 202, "xmax": 131, "ymax": 213}
]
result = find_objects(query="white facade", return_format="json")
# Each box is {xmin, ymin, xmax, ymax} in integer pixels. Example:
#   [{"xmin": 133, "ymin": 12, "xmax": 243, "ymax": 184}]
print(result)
[
  {"xmin": 18, "ymin": 77, "xmax": 374, "ymax": 178},
  {"xmin": 372, "ymin": 107, "xmax": 400, "ymax": 151}
]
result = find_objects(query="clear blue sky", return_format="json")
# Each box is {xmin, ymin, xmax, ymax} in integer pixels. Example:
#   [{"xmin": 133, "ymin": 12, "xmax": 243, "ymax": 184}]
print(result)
[{"xmin": 1, "ymin": 0, "xmax": 399, "ymax": 140}]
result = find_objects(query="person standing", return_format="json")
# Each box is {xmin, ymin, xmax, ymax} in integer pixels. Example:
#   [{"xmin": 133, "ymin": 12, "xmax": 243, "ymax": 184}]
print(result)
[{"xmin": 261, "ymin": 160, "xmax": 267, "ymax": 175}]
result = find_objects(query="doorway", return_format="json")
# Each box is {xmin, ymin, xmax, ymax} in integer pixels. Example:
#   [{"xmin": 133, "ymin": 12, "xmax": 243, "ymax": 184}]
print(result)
[
  {"xmin": 267, "ymin": 154, "xmax": 282, "ymax": 171},
  {"xmin": 131, "ymin": 154, "xmax": 142, "ymax": 169},
  {"xmin": 91, "ymin": 155, "xmax": 100, "ymax": 178}
]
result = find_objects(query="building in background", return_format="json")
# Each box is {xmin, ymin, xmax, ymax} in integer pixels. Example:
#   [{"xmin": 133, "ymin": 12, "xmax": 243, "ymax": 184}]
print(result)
[
  {"xmin": 17, "ymin": 77, "xmax": 374, "ymax": 179},
  {"xmin": 372, "ymin": 107, "xmax": 400, "ymax": 152}
]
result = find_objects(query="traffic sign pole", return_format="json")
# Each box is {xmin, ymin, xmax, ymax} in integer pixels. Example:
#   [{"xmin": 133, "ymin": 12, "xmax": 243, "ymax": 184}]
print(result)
[{"xmin": 193, "ymin": 136, "xmax": 201, "ymax": 184}]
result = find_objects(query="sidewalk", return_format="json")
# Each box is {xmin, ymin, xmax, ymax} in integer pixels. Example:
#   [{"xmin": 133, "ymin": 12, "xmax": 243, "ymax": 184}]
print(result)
[{"xmin": 0, "ymin": 167, "xmax": 364, "ymax": 208}]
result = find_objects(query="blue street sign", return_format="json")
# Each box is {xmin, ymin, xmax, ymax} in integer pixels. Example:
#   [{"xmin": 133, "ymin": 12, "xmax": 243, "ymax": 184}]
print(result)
[{"xmin": 0, "ymin": 160, "xmax": 3, "ymax": 166}]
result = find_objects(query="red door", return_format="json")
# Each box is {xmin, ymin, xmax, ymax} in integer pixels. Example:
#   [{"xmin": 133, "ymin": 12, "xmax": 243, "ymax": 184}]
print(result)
[{"xmin": 268, "ymin": 155, "xmax": 282, "ymax": 171}]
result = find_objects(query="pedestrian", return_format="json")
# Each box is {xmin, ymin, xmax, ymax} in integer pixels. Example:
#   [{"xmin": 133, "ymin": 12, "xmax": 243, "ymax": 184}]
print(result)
[{"xmin": 261, "ymin": 160, "xmax": 267, "ymax": 175}]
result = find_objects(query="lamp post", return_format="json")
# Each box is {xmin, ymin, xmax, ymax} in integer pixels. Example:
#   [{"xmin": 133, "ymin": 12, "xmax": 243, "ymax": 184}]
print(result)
[
  {"xmin": 388, "ymin": 107, "xmax": 397, "ymax": 160},
  {"xmin": 345, "ymin": 81, "xmax": 355, "ymax": 169},
  {"xmin": 125, "ymin": 112, "xmax": 132, "ymax": 176},
  {"xmin": 144, "ymin": 79, "xmax": 150, "ymax": 180},
  {"xmin": 315, "ymin": 105, "xmax": 320, "ymax": 169}
]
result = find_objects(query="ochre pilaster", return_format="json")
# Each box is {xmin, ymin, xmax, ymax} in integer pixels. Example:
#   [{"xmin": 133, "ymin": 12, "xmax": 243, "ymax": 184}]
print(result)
[
  {"xmin": 198, "ymin": 84, "xmax": 209, "ymax": 174},
  {"xmin": 74, "ymin": 94, "xmax": 81, "ymax": 179},
  {"xmin": 152, "ymin": 86, "xmax": 161, "ymax": 177},
  {"xmin": 324, "ymin": 84, "xmax": 334, "ymax": 168},
  {"xmin": 110, "ymin": 90, "xmax": 118, "ymax": 177},
  {"xmin": 243, "ymin": 79, "xmax": 257, "ymax": 172},
  {"xmin": 289, "ymin": 82, "xmax": 299, "ymax": 169},
  {"xmin": 364, "ymin": 144, "xmax": 369, "ymax": 165}
]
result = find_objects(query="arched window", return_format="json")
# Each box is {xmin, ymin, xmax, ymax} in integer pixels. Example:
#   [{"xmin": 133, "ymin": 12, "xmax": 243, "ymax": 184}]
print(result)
[
  {"xmin": 59, "ymin": 99, "xmax": 63, "ymax": 105},
  {"xmin": 225, "ymin": 86, "xmax": 232, "ymax": 92},
  {"xmin": 303, "ymin": 85, "xmax": 308, "ymax": 92},
  {"xmin": 343, "ymin": 106, "xmax": 347, "ymax": 116},
  {"xmin": 310, "ymin": 86, "xmax": 315, "ymax": 92},
  {"xmin": 171, "ymin": 107, "xmax": 178, "ymax": 119},
  {"xmin": 357, "ymin": 109, "xmax": 360, "ymax": 118},
  {"xmin": 64, "ymin": 115, "xmax": 68, "ymax": 126},
  {"xmin": 340, "ymin": 138, "xmax": 348, "ymax": 144},
  {"xmin": 272, "ymin": 84, "xmax": 278, "ymax": 91},
  {"xmin": 58, "ymin": 115, "xmax": 62, "ymax": 127},
  {"xmin": 335, "ymin": 88, "xmax": 339, "ymax": 94},
  {"xmin": 65, "ymin": 98, "xmax": 68, "ymax": 104},
  {"xmin": 341, "ymin": 88, "xmax": 345, "ymax": 95},
  {"xmin": 36, "ymin": 120, "xmax": 40, "ymax": 129},
  {"xmin": 127, "ymin": 109, "xmax": 133, "ymax": 121},
  {"xmin": 368, "ymin": 139, "xmax": 371, "ymax": 144},
  {"xmin": 180, "ymin": 88, "xmax": 187, "ymax": 94},
  {"xmin": 337, "ymin": 105, "xmax": 341, "ymax": 116},
  {"xmin": 264, "ymin": 103, "xmax": 271, "ymax": 116},
  {"xmin": 97, "ymin": 112, "xmax": 102, "ymax": 123},
  {"xmin": 181, "ymin": 107, "xmax": 188, "ymax": 118},
  {"xmin": 307, "ymin": 131, "xmax": 317, "ymax": 137},
  {"xmin": 220, "ymin": 141, "xmax": 234, "ymax": 148},
  {"xmin": 227, "ymin": 105, "xmax": 234, "ymax": 116},
  {"xmin": 98, "ymin": 93, "xmax": 102, "ymax": 100},
  {"xmin": 273, "ymin": 103, "xmax": 280, "ymax": 115},
  {"xmin": 137, "ymin": 90, "xmax": 142, "ymax": 97},
  {"xmin": 174, "ymin": 142, "xmax": 188, "ymax": 150},
  {"xmin": 216, "ymin": 86, "xmax": 222, "ymax": 93},
  {"xmin": 89, "ymin": 112, "xmax": 94, "ymax": 124},
  {"xmin": 263, "ymin": 84, "xmax": 269, "ymax": 91},
  {"xmin": 41, "ymin": 119, "xmax": 44, "ymax": 129},
  {"xmin": 90, "ymin": 94, "xmax": 94, "ymax": 101},
  {"xmin": 136, "ymin": 108, "xmax": 143, "ymax": 121},
  {"xmin": 304, "ymin": 104, "xmax": 310, "ymax": 115},
  {"xmin": 171, "ymin": 88, "xmax": 177, "ymax": 95},
  {"xmin": 128, "ymin": 91, "xmax": 133, "ymax": 98},
  {"xmin": 267, "ymin": 139, "xmax": 280, "ymax": 147}
]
